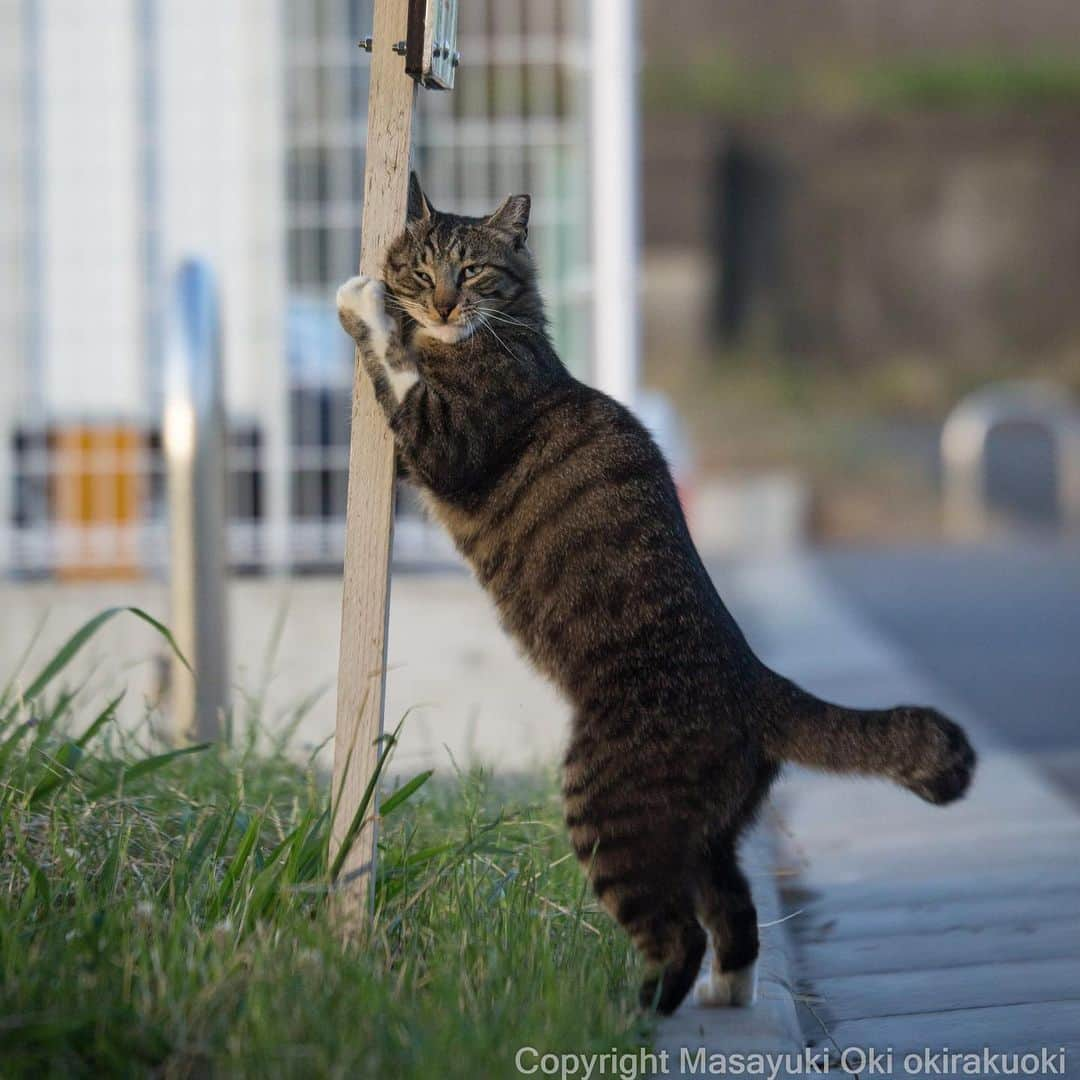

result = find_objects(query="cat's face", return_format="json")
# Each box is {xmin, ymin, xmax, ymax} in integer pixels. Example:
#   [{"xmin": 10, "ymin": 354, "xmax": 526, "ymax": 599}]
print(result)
[{"xmin": 383, "ymin": 173, "xmax": 534, "ymax": 345}]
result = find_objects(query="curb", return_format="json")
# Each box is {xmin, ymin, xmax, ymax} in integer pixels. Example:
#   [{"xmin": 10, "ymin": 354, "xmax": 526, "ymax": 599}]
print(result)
[{"xmin": 651, "ymin": 819, "xmax": 806, "ymax": 1077}]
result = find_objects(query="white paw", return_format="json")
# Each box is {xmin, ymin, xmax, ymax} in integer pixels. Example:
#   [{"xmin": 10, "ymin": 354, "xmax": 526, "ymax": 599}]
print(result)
[
  {"xmin": 693, "ymin": 962, "xmax": 757, "ymax": 1008},
  {"xmin": 336, "ymin": 275, "xmax": 392, "ymax": 348}
]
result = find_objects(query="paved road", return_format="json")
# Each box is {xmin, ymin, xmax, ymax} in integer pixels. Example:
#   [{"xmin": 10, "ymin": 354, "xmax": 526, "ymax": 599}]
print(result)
[{"xmin": 813, "ymin": 542, "xmax": 1080, "ymax": 802}]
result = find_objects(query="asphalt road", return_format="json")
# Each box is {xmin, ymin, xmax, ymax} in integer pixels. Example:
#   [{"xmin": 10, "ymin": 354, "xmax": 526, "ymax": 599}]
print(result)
[{"xmin": 812, "ymin": 542, "xmax": 1080, "ymax": 803}]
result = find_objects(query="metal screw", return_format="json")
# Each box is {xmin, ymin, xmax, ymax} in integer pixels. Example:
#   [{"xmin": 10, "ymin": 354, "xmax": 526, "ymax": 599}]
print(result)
[
  {"xmin": 357, "ymin": 36, "xmax": 373, "ymax": 52},
  {"xmin": 392, "ymin": 40, "xmax": 407, "ymax": 55},
  {"xmin": 451, "ymin": 50, "xmax": 461, "ymax": 68}
]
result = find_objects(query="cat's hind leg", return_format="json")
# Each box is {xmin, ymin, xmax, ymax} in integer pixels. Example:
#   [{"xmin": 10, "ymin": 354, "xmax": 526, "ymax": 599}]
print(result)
[
  {"xmin": 692, "ymin": 836, "xmax": 759, "ymax": 1007},
  {"xmin": 589, "ymin": 858, "xmax": 705, "ymax": 1014},
  {"xmin": 627, "ymin": 894, "xmax": 707, "ymax": 1015},
  {"xmin": 571, "ymin": 819, "xmax": 704, "ymax": 1014}
]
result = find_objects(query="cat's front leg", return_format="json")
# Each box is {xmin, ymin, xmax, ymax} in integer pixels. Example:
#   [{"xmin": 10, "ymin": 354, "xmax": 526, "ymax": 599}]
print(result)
[{"xmin": 336, "ymin": 275, "xmax": 419, "ymax": 413}]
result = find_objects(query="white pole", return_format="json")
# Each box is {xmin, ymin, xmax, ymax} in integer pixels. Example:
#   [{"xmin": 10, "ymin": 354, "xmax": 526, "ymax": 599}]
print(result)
[{"xmin": 589, "ymin": 0, "xmax": 640, "ymax": 408}]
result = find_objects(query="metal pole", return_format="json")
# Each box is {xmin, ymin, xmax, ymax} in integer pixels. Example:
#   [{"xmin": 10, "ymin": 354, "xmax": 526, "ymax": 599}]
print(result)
[
  {"xmin": 164, "ymin": 258, "xmax": 229, "ymax": 742},
  {"xmin": 590, "ymin": 0, "xmax": 640, "ymax": 407}
]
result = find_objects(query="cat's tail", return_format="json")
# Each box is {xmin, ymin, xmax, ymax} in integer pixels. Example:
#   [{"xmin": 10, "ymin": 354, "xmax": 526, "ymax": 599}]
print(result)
[{"xmin": 764, "ymin": 679, "xmax": 976, "ymax": 805}]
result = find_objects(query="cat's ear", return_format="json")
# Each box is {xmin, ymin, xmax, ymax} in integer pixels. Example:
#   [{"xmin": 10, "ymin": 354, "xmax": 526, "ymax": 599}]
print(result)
[
  {"xmin": 407, "ymin": 171, "xmax": 435, "ymax": 223},
  {"xmin": 485, "ymin": 193, "xmax": 530, "ymax": 247}
]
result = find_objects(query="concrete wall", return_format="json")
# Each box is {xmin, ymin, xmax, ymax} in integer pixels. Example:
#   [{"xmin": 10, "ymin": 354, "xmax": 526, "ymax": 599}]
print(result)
[
  {"xmin": 40, "ymin": 1, "xmax": 144, "ymax": 417},
  {"xmin": 157, "ymin": 0, "xmax": 286, "ymax": 422},
  {"xmin": 644, "ymin": 110, "xmax": 1080, "ymax": 367}
]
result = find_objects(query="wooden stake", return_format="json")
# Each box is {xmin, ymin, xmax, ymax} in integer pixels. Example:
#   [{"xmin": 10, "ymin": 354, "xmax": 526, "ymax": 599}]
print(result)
[{"xmin": 330, "ymin": 0, "xmax": 416, "ymax": 921}]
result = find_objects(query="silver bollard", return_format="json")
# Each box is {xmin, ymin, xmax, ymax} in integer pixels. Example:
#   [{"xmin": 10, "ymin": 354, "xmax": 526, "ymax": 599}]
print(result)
[
  {"xmin": 164, "ymin": 259, "xmax": 229, "ymax": 742},
  {"xmin": 941, "ymin": 381, "xmax": 1080, "ymax": 540}
]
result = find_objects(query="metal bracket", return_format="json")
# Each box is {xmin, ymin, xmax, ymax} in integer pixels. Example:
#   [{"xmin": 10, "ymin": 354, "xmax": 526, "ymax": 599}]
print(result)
[
  {"xmin": 358, "ymin": 0, "xmax": 458, "ymax": 90},
  {"xmin": 406, "ymin": 0, "xmax": 459, "ymax": 90}
]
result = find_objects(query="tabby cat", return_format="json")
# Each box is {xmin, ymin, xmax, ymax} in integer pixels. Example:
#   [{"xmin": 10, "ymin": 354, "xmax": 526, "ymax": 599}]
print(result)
[{"xmin": 336, "ymin": 173, "xmax": 976, "ymax": 1016}]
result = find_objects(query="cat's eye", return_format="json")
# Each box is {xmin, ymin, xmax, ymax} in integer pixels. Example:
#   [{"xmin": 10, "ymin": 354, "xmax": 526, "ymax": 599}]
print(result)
[
  {"xmin": 414, "ymin": 270, "xmax": 434, "ymax": 287},
  {"xmin": 460, "ymin": 265, "xmax": 483, "ymax": 281}
]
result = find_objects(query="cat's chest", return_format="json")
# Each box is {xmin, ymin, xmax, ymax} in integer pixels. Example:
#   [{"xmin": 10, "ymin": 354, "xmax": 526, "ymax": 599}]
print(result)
[{"xmin": 417, "ymin": 489, "xmax": 491, "ymax": 563}]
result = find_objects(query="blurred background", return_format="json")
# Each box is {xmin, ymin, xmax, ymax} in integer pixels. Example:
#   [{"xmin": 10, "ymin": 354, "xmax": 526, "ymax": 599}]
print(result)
[{"xmin": 0, "ymin": 1, "xmax": 1077, "ymax": 792}]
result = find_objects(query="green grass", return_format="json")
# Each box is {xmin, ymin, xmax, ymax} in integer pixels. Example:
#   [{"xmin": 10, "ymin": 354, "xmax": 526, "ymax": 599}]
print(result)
[
  {"xmin": 0, "ymin": 612, "xmax": 642, "ymax": 1077},
  {"xmin": 644, "ymin": 53, "xmax": 1080, "ymax": 115}
]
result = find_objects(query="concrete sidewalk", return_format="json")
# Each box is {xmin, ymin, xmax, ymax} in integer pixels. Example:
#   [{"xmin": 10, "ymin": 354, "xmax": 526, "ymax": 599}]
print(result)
[{"xmin": 713, "ymin": 557, "xmax": 1080, "ymax": 1078}]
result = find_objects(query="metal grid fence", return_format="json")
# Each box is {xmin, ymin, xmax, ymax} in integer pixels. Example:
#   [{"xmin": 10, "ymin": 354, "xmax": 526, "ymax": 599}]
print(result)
[{"xmin": 3, "ymin": 0, "xmax": 593, "ymax": 578}]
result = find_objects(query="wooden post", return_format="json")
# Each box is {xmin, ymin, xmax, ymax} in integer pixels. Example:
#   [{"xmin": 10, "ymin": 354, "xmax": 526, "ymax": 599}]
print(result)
[{"xmin": 330, "ymin": 0, "xmax": 417, "ymax": 919}]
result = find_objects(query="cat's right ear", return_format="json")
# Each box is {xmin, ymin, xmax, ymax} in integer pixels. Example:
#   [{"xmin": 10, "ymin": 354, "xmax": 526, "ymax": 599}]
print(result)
[{"xmin": 407, "ymin": 171, "xmax": 435, "ymax": 223}]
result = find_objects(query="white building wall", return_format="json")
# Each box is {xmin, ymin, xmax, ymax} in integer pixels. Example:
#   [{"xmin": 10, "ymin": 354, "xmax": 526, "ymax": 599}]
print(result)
[
  {"xmin": 0, "ymin": 0, "xmax": 24, "ymax": 567},
  {"xmin": 0, "ymin": 0, "xmax": 22, "ymax": 376},
  {"xmin": 157, "ymin": 0, "xmax": 289, "ymax": 566},
  {"xmin": 156, "ymin": 0, "xmax": 286, "ymax": 420},
  {"xmin": 40, "ymin": 0, "xmax": 143, "ymax": 418}
]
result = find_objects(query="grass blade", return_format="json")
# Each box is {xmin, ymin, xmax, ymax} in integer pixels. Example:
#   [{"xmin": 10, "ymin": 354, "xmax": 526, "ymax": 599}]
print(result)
[
  {"xmin": 19, "ymin": 607, "xmax": 190, "ymax": 708},
  {"xmin": 215, "ymin": 807, "xmax": 265, "ymax": 910},
  {"xmin": 379, "ymin": 769, "xmax": 433, "ymax": 817},
  {"xmin": 85, "ymin": 743, "xmax": 211, "ymax": 800},
  {"xmin": 16, "ymin": 849, "xmax": 51, "ymax": 909},
  {"xmin": 328, "ymin": 720, "xmax": 404, "ymax": 884},
  {"xmin": 75, "ymin": 692, "xmax": 125, "ymax": 749},
  {"xmin": 26, "ymin": 694, "xmax": 125, "ymax": 805}
]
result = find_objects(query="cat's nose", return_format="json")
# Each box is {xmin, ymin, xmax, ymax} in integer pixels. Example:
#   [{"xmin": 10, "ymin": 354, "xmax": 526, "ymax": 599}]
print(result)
[{"xmin": 434, "ymin": 292, "xmax": 457, "ymax": 321}]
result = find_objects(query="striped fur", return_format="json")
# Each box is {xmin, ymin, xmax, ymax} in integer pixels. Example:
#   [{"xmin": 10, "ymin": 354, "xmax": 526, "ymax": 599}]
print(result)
[{"xmin": 337, "ymin": 173, "xmax": 976, "ymax": 1016}]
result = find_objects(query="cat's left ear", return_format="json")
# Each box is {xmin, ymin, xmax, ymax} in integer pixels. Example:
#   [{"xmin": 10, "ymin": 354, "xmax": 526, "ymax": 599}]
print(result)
[
  {"xmin": 407, "ymin": 171, "xmax": 435, "ymax": 223},
  {"xmin": 486, "ymin": 194, "xmax": 530, "ymax": 248}
]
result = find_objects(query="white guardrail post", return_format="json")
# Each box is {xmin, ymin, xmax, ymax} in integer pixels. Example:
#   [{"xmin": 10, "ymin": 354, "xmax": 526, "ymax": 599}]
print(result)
[{"xmin": 941, "ymin": 381, "xmax": 1080, "ymax": 540}]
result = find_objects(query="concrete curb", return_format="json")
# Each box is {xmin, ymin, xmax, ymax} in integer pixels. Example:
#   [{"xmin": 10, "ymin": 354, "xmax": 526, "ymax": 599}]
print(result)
[{"xmin": 651, "ymin": 821, "xmax": 806, "ymax": 1077}]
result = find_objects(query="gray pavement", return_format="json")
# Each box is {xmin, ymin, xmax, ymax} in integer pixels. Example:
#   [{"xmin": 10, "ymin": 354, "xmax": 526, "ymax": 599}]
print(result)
[{"xmin": 714, "ymin": 556, "xmax": 1080, "ymax": 1079}]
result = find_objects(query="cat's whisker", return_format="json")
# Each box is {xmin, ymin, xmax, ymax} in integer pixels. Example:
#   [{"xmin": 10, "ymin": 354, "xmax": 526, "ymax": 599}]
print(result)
[
  {"xmin": 473, "ymin": 306, "xmax": 540, "ymax": 332},
  {"xmin": 473, "ymin": 312, "xmax": 514, "ymax": 359}
]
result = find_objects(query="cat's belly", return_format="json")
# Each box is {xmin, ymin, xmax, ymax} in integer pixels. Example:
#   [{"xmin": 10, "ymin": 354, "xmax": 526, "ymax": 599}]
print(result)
[
  {"xmin": 419, "ymin": 491, "xmax": 492, "ymax": 563},
  {"xmin": 421, "ymin": 487, "xmax": 583, "ymax": 684}
]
